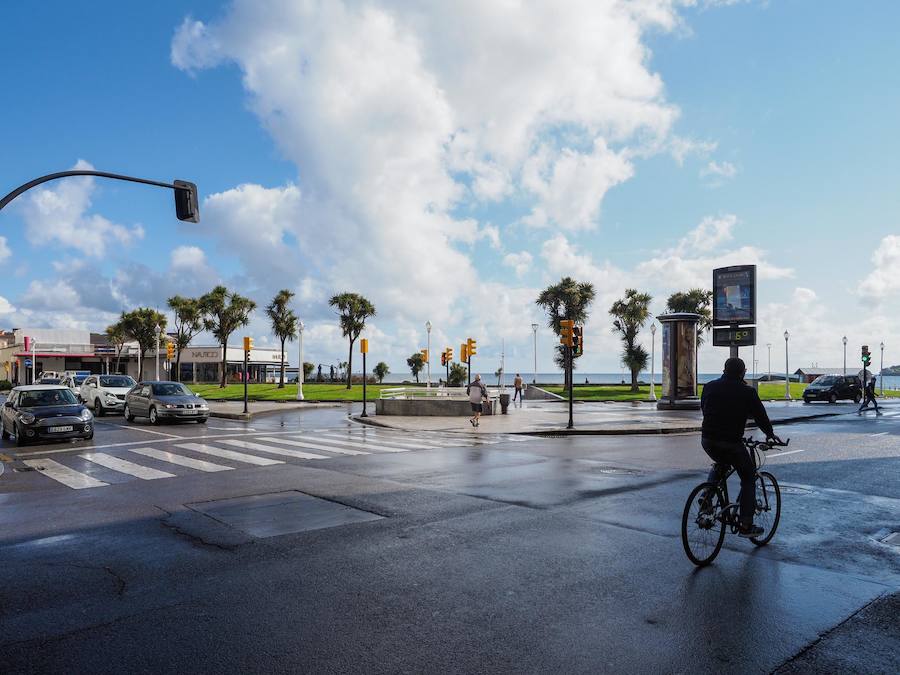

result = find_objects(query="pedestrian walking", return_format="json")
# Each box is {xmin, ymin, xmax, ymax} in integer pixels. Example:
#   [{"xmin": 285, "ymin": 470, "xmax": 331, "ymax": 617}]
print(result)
[
  {"xmin": 513, "ymin": 373, "xmax": 523, "ymax": 405},
  {"xmin": 858, "ymin": 375, "xmax": 881, "ymax": 415},
  {"xmin": 467, "ymin": 374, "xmax": 487, "ymax": 427}
]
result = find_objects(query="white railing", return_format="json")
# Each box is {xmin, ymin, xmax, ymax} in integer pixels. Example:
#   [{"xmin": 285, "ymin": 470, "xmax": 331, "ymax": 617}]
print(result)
[{"xmin": 379, "ymin": 386, "xmax": 504, "ymax": 400}]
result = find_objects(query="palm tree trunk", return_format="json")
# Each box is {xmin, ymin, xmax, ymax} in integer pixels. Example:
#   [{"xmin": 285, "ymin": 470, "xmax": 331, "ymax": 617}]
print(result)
[
  {"xmin": 220, "ymin": 341, "xmax": 227, "ymax": 388},
  {"xmin": 631, "ymin": 368, "xmax": 639, "ymax": 393},
  {"xmin": 346, "ymin": 340, "xmax": 354, "ymax": 389},
  {"xmin": 278, "ymin": 338, "xmax": 286, "ymax": 388},
  {"xmin": 175, "ymin": 351, "xmax": 182, "ymax": 383}
]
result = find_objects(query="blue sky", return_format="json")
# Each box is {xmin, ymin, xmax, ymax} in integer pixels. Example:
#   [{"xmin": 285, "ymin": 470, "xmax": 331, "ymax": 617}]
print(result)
[{"xmin": 1, "ymin": 1, "xmax": 899, "ymax": 375}]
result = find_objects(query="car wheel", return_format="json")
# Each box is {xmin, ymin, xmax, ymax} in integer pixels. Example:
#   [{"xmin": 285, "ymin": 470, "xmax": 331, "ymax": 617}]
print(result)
[
  {"xmin": 15, "ymin": 424, "xmax": 28, "ymax": 447},
  {"xmin": 124, "ymin": 404, "xmax": 135, "ymax": 422},
  {"xmin": 149, "ymin": 407, "xmax": 159, "ymax": 425},
  {"xmin": 802, "ymin": 398, "xmax": 810, "ymax": 405},
  {"xmin": 829, "ymin": 393, "xmax": 837, "ymax": 404},
  {"xmin": 0, "ymin": 420, "xmax": 9, "ymax": 440},
  {"xmin": 85, "ymin": 429, "xmax": 94, "ymax": 441},
  {"xmin": 95, "ymin": 398, "xmax": 105, "ymax": 417}
]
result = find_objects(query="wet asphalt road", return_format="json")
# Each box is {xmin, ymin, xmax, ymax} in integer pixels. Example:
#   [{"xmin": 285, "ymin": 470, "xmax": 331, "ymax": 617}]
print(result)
[{"xmin": 1, "ymin": 402, "xmax": 898, "ymax": 673}]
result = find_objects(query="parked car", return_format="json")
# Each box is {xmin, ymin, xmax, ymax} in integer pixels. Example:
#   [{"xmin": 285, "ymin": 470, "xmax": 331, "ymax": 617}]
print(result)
[
  {"xmin": 60, "ymin": 373, "xmax": 90, "ymax": 400},
  {"xmin": 124, "ymin": 381, "xmax": 209, "ymax": 425},
  {"xmin": 1, "ymin": 385, "xmax": 94, "ymax": 447},
  {"xmin": 802, "ymin": 374, "xmax": 862, "ymax": 404},
  {"xmin": 38, "ymin": 377, "xmax": 62, "ymax": 385},
  {"xmin": 80, "ymin": 374, "xmax": 137, "ymax": 416}
]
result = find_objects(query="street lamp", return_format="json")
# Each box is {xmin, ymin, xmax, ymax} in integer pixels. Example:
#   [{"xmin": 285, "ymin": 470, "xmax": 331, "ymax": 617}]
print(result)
[
  {"xmin": 880, "ymin": 341, "xmax": 885, "ymax": 396},
  {"xmin": 842, "ymin": 336, "xmax": 847, "ymax": 376},
  {"xmin": 531, "ymin": 323, "xmax": 539, "ymax": 385},
  {"xmin": 425, "ymin": 321, "xmax": 432, "ymax": 389},
  {"xmin": 296, "ymin": 321, "xmax": 305, "ymax": 401},
  {"xmin": 154, "ymin": 323, "xmax": 161, "ymax": 381},
  {"xmin": 649, "ymin": 322, "xmax": 657, "ymax": 401},
  {"xmin": 784, "ymin": 330, "xmax": 791, "ymax": 400}
]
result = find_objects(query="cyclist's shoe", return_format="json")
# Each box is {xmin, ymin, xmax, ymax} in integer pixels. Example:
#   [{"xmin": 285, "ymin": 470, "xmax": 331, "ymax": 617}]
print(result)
[
  {"xmin": 738, "ymin": 523, "xmax": 764, "ymax": 538},
  {"xmin": 697, "ymin": 494, "xmax": 713, "ymax": 516}
]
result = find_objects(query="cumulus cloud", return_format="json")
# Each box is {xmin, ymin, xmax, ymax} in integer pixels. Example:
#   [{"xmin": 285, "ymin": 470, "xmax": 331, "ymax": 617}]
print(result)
[
  {"xmin": 858, "ymin": 234, "xmax": 900, "ymax": 299},
  {"xmin": 0, "ymin": 296, "xmax": 16, "ymax": 314},
  {"xmin": 18, "ymin": 160, "xmax": 144, "ymax": 256},
  {"xmin": 700, "ymin": 159, "xmax": 737, "ymax": 185},
  {"xmin": 503, "ymin": 251, "xmax": 533, "ymax": 279}
]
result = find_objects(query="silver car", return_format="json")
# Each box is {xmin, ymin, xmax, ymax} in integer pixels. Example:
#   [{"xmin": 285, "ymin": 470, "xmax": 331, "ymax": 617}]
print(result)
[{"xmin": 124, "ymin": 381, "xmax": 209, "ymax": 425}]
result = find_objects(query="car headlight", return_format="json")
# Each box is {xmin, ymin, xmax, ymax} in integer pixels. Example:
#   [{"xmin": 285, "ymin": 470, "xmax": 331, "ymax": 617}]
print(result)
[
  {"xmin": 18, "ymin": 412, "xmax": 36, "ymax": 425},
  {"xmin": 164, "ymin": 403, "xmax": 175, "ymax": 409},
  {"xmin": 81, "ymin": 409, "xmax": 93, "ymax": 421},
  {"xmin": 106, "ymin": 393, "xmax": 119, "ymax": 400}
]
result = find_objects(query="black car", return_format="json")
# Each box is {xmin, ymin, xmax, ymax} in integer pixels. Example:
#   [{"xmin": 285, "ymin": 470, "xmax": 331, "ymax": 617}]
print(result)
[
  {"xmin": 1, "ymin": 385, "xmax": 94, "ymax": 446},
  {"xmin": 803, "ymin": 374, "xmax": 862, "ymax": 404},
  {"xmin": 124, "ymin": 381, "xmax": 209, "ymax": 425}
]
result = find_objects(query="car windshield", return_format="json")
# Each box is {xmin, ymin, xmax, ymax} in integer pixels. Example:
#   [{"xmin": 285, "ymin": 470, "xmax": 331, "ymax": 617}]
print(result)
[
  {"xmin": 152, "ymin": 383, "xmax": 191, "ymax": 396},
  {"xmin": 19, "ymin": 389, "xmax": 79, "ymax": 407},
  {"xmin": 100, "ymin": 376, "xmax": 135, "ymax": 388},
  {"xmin": 74, "ymin": 376, "xmax": 88, "ymax": 385},
  {"xmin": 39, "ymin": 378, "xmax": 61, "ymax": 384},
  {"xmin": 813, "ymin": 376, "xmax": 839, "ymax": 386}
]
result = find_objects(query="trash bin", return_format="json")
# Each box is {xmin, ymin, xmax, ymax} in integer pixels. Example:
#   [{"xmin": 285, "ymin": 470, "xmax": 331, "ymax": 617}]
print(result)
[{"xmin": 500, "ymin": 393, "xmax": 511, "ymax": 414}]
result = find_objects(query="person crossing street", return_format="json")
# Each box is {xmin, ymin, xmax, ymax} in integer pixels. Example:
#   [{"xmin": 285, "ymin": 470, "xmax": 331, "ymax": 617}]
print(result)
[
  {"xmin": 858, "ymin": 375, "xmax": 881, "ymax": 415},
  {"xmin": 467, "ymin": 374, "xmax": 487, "ymax": 427}
]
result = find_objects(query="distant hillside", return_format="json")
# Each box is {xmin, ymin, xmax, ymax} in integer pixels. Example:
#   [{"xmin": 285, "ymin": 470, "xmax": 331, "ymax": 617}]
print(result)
[{"xmin": 883, "ymin": 365, "xmax": 900, "ymax": 376}]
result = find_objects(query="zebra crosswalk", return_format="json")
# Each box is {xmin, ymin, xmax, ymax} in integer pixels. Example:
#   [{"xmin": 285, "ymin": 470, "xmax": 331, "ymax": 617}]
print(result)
[{"xmin": 19, "ymin": 428, "xmax": 529, "ymax": 491}]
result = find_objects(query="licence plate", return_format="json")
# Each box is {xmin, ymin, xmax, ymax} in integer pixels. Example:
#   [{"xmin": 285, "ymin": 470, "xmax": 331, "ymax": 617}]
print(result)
[
  {"xmin": 48, "ymin": 425, "xmax": 74, "ymax": 433},
  {"xmin": 182, "ymin": 410, "xmax": 197, "ymax": 415}
]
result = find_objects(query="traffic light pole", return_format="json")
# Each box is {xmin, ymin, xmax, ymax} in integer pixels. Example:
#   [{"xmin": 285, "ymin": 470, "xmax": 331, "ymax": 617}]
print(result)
[
  {"xmin": 361, "ymin": 351, "xmax": 368, "ymax": 417},
  {"xmin": 243, "ymin": 349, "xmax": 249, "ymax": 415},
  {"xmin": 567, "ymin": 346, "xmax": 574, "ymax": 429}
]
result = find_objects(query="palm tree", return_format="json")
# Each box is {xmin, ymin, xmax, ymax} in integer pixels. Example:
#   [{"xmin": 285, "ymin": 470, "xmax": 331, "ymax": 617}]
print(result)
[
  {"xmin": 200, "ymin": 285, "xmax": 257, "ymax": 388},
  {"xmin": 535, "ymin": 277, "xmax": 596, "ymax": 388},
  {"xmin": 265, "ymin": 289, "xmax": 298, "ymax": 388},
  {"xmin": 666, "ymin": 289, "xmax": 713, "ymax": 347},
  {"xmin": 329, "ymin": 292, "xmax": 376, "ymax": 389},
  {"xmin": 167, "ymin": 295, "xmax": 205, "ymax": 382},
  {"xmin": 609, "ymin": 289, "xmax": 653, "ymax": 392},
  {"xmin": 119, "ymin": 308, "xmax": 167, "ymax": 380},
  {"xmin": 105, "ymin": 321, "xmax": 128, "ymax": 375},
  {"xmin": 373, "ymin": 362, "xmax": 390, "ymax": 383},
  {"xmin": 407, "ymin": 353, "xmax": 424, "ymax": 383}
]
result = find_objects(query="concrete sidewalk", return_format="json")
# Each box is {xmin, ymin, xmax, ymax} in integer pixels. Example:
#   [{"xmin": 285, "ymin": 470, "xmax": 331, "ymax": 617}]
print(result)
[
  {"xmin": 207, "ymin": 400, "xmax": 344, "ymax": 420},
  {"xmin": 355, "ymin": 399, "xmax": 887, "ymax": 435}
]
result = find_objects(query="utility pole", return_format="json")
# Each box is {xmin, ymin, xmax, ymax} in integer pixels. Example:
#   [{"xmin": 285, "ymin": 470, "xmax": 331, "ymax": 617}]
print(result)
[
  {"xmin": 531, "ymin": 323, "xmax": 538, "ymax": 385},
  {"xmin": 296, "ymin": 321, "xmax": 304, "ymax": 401}
]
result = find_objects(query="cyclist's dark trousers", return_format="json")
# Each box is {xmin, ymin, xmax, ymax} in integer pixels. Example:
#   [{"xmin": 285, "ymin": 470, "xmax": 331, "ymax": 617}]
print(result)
[{"xmin": 701, "ymin": 438, "xmax": 756, "ymax": 527}]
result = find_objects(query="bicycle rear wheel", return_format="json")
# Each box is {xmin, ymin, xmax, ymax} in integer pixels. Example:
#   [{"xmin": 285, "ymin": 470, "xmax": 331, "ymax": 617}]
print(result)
[
  {"xmin": 681, "ymin": 482, "xmax": 726, "ymax": 566},
  {"xmin": 750, "ymin": 471, "xmax": 781, "ymax": 546}
]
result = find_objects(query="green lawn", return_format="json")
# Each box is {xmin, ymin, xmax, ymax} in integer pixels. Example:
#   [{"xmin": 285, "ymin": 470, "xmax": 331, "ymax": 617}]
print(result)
[
  {"xmin": 545, "ymin": 382, "xmax": 812, "ymax": 402},
  {"xmin": 189, "ymin": 383, "xmax": 398, "ymax": 401}
]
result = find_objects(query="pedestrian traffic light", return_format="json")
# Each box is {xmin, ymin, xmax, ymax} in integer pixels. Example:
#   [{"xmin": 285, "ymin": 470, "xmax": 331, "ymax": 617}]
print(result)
[
  {"xmin": 862, "ymin": 345, "xmax": 871, "ymax": 366},
  {"xmin": 460, "ymin": 343, "xmax": 468, "ymax": 363},
  {"xmin": 560, "ymin": 319, "xmax": 574, "ymax": 347},
  {"xmin": 166, "ymin": 342, "xmax": 175, "ymax": 360},
  {"xmin": 174, "ymin": 180, "xmax": 200, "ymax": 223},
  {"xmin": 441, "ymin": 351, "xmax": 447, "ymax": 366},
  {"xmin": 360, "ymin": 338, "xmax": 368, "ymax": 354},
  {"xmin": 243, "ymin": 336, "xmax": 253, "ymax": 352},
  {"xmin": 572, "ymin": 326, "xmax": 583, "ymax": 356},
  {"xmin": 466, "ymin": 338, "xmax": 477, "ymax": 357}
]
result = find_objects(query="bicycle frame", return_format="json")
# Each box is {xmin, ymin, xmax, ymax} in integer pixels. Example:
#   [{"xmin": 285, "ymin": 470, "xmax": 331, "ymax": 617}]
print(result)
[{"xmin": 706, "ymin": 440, "xmax": 777, "ymax": 529}]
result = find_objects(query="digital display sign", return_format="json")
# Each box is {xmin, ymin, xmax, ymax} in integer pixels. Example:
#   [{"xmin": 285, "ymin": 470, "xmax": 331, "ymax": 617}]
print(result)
[
  {"xmin": 712, "ymin": 326, "xmax": 756, "ymax": 347},
  {"xmin": 713, "ymin": 265, "xmax": 756, "ymax": 326}
]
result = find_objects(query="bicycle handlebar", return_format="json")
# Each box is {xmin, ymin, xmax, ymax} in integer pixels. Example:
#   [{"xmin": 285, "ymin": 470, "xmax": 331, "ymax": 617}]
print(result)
[{"xmin": 744, "ymin": 437, "xmax": 790, "ymax": 451}]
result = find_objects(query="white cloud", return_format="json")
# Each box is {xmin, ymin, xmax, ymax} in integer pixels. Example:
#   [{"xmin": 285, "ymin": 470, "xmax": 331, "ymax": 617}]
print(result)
[
  {"xmin": 19, "ymin": 160, "xmax": 144, "ymax": 257},
  {"xmin": 669, "ymin": 136, "xmax": 717, "ymax": 165},
  {"xmin": 680, "ymin": 214, "xmax": 736, "ymax": 253},
  {"xmin": 22, "ymin": 280, "xmax": 81, "ymax": 311},
  {"xmin": 503, "ymin": 251, "xmax": 533, "ymax": 279},
  {"xmin": 858, "ymin": 235, "xmax": 900, "ymax": 299},
  {"xmin": 170, "ymin": 245, "xmax": 207, "ymax": 269},
  {"xmin": 0, "ymin": 236, "xmax": 10, "ymax": 263},
  {"xmin": 700, "ymin": 160, "xmax": 737, "ymax": 185},
  {"xmin": 0, "ymin": 296, "xmax": 15, "ymax": 314}
]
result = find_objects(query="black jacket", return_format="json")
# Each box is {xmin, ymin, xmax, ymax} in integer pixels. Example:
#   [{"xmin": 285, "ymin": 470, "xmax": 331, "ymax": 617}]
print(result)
[{"xmin": 701, "ymin": 375, "xmax": 775, "ymax": 442}]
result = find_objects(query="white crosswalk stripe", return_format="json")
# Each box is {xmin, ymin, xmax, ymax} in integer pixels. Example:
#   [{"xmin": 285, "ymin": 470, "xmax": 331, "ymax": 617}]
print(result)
[
  {"xmin": 128, "ymin": 447, "xmax": 234, "ymax": 472},
  {"xmin": 80, "ymin": 452, "xmax": 176, "ymax": 480},
  {"xmin": 342, "ymin": 430, "xmax": 499, "ymax": 448},
  {"xmin": 318, "ymin": 432, "xmax": 432, "ymax": 450},
  {"xmin": 217, "ymin": 438, "xmax": 329, "ymax": 460},
  {"xmin": 23, "ymin": 458, "xmax": 109, "ymax": 489},
  {"xmin": 255, "ymin": 437, "xmax": 369, "ymax": 456},
  {"xmin": 307, "ymin": 434, "xmax": 413, "ymax": 453},
  {"xmin": 175, "ymin": 442, "xmax": 284, "ymax": 466}
]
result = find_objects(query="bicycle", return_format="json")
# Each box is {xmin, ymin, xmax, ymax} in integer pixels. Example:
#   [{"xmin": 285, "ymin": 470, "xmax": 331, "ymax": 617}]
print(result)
[{"xmin": 681, "ymin": 437, "xmax": 787, "ymax": 566}]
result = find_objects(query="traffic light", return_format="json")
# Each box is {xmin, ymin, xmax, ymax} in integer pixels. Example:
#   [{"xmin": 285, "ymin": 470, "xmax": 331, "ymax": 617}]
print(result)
[
  {"xmin": 174, "ymin": 180, "xmax": 200, "ymax": 223},
  {"xmin": 441, "ymin": 351, "xmax": 447, "ymax": 366},
  {"xmin": 421, "ymin": 348, "xmax": 428, "ymax": 362},
  {"xmin": 166, "ymin": 342, "xmax": 175, "ymax": 360},
  {"xmin": 460, "ymin": 343, "xmax": 468, "ymax": 363},
  {"xmin": 862, "ymin": 345, "xmax": 871, "ymax": 366},
  {"xmin": 572, "ymin": 326, "xmax": 583, "ymax": 357},
  {"xmin": 445, "ymin": 347, "xmax": 453, "ymax": 362},
  {"xmin": 466, "ymin": 338, "xmax": 477, "ymax": 357},
  {"xmin": 560, "ymin": 319, "xmax": 574, "ymax": 347},
  {"xmin": 360, "ymin": 338, "xmax": 369, "ymax": 354},
  {"xmin": 243, "ymin": 336, "xmax": 253, "ymax": 352}
]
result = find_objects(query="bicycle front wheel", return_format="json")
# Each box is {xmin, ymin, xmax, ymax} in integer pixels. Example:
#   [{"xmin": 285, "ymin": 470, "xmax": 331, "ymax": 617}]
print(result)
[
  {"xmin": 681, "ymin": 482, "xmax": 726, "ymax": 566},
  {"xmin": 750, "ymin": 471, "xmax": 781, "ymax": 546}
]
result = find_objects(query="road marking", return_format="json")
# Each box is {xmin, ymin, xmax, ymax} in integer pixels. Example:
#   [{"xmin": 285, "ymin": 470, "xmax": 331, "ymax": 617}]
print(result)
[
  {"xmin": 23, "ymin": 459, "xmax": 108, "ymax": 489},
  {"xmin": 309, "ymin": 434, "xmax": 413, "ymax": 453},
  {"xmin": 128, "ymin": 447, "xmax": 233, "ymax": 472},
  {"xmin": 869, "ymin": 432, "xmax": 889, "ymax": 437},
  {"xmin": 320, "ymin": 432, "xmax": 433, "ymax": 450},
  {"xmin": 218, "ymin": 438, "xmax": 328, "ymax": 460},
  {"xmin": 80, "ymin": 452, "xmax": 175, "ymax": 480},
  {"xmin": 93, "ymin": 421, "xmax": 183, "ymax": 439},
  {"xmin": 256, "ymin": 437, "xmax": 369, "ymax": 456},
  {"xmin": 767, "ymin": 449, "xmax": 806, "ymax": 458},
  {"xmin": 175, "ymin": 442, "xmax": 284, "ymax": 466}
]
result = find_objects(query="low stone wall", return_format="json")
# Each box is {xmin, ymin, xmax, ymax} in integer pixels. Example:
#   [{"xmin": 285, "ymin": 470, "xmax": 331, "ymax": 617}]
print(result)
[{"xmin": 376, "ymin": 397, "xmax": 495, "ymax": 416}]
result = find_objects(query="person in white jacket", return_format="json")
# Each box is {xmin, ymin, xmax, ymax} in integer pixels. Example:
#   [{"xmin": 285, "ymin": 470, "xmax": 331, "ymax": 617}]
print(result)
[{"xmin": 467, "ymin": 374, "xmax": 487, "ymax": 427}]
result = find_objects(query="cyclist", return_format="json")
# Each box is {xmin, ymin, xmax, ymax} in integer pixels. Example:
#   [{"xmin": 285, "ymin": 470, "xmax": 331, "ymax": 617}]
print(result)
[{"xmin": 700, "ymin": 357, "xmax": 783, "ymax": 538}]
